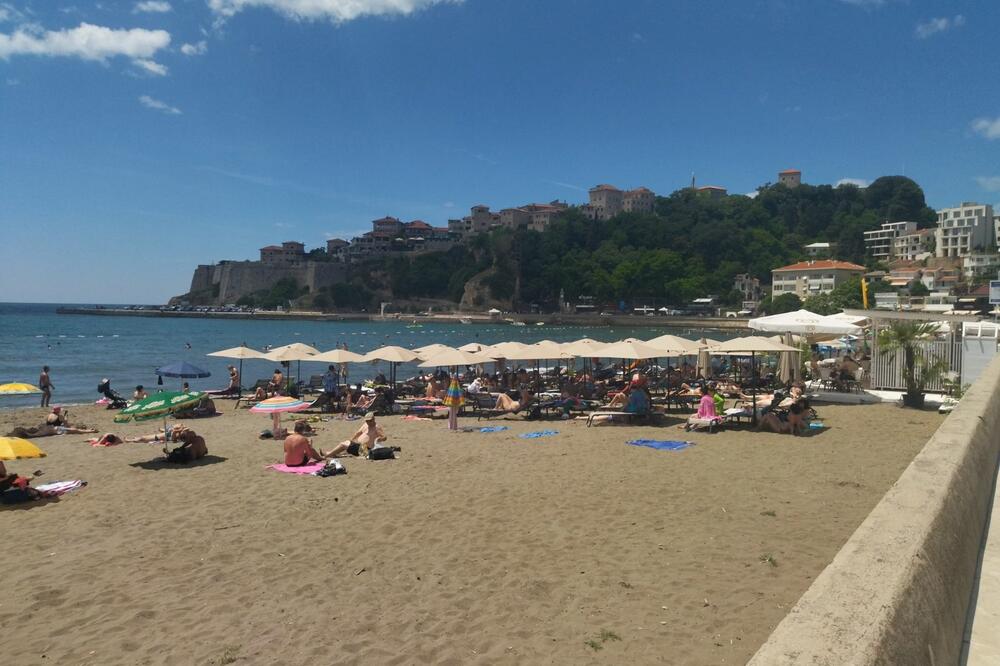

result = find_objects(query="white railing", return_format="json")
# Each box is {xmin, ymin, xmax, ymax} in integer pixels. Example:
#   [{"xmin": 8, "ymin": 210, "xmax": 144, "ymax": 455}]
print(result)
[{"xmin": 869, "ymin": 337, "xmax": 962, "ymax": 392}]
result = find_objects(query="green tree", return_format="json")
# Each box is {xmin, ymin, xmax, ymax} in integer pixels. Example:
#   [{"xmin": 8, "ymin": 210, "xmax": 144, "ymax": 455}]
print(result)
[
  {"xmin": 761, "ymin": 293, "xmax": 802, "ymax": 314},
  {"xmin": 878, "ymin": 322, "xmax": 948, "ymax": 408}
]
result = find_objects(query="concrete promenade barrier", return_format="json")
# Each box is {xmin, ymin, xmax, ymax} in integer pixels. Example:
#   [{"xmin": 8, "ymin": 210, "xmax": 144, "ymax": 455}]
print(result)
[{"xmin": 749, "ymin": 354, "xmax": 1000, "ymax": 666}]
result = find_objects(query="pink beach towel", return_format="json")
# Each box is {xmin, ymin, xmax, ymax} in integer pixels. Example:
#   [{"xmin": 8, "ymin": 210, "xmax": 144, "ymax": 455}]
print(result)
[
  {"xmin": 266, "ymin": 462, "xmax": 326, "ymax": 475},
  {"xmin": 34, "ymin": 480, "xmax": 86, "ymax": 496}
]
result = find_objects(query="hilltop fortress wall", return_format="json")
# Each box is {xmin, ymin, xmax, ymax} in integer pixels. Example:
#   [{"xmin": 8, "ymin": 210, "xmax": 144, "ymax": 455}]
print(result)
[{"xmin": 185, "ymin": 261, "xmax": 348, "ymax": 305}]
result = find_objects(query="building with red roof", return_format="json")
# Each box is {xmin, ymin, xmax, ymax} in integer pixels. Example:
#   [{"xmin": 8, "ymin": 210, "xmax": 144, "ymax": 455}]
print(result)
[{"xmin": 771, "ymin": 259, "xmax": 865, "ymax": 299}]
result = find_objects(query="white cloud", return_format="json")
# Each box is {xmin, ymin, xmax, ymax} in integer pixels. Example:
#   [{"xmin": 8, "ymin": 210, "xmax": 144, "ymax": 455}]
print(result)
[
  {"xmin": 139, "ymin": 94, "xmax": 181, "ymax": 114},
  {"xmin": 972, "ymin": 116, "xmax": 1000, "ymax": 140},
  {"xmin": 0, "ymin": 23, "xmax": 170, "ymax": 62},
  {"xmin": 976, "ymin": 176, "xmax": 1000, "ymax": 193},
  {"xmin": 207, "ymin": 0, "xmax": 461, "ymax": 23},
  {"xmin": 132, "ymin": 57, "xmax": 168, "ymax": 75},
  {"xmin": 0, "ymin": 3, "xmax": 26, "ymax": 23},
  {"xmin": 180, "ymin": 40, "xmax": 207, "ymax": 55},
  {"xmin": 836, "ymin": 178, "xmax": 869, "ymax": 188},
  {"xmin": 744, "ymin": 191, "xmax": 759, "ymax": 199},
  {"xmin": 134, "ymin": 1, "xmax": 172, "ymax": 12},
  {"xmin": 915, "ymin": 15, "xmax": 965, "ymax": 39}
]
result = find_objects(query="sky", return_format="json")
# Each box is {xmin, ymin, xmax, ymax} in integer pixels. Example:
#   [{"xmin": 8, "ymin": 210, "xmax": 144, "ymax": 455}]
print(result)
[{"xmin": 1, "ymin": 0, "xmax": 998, "ymax": 304}]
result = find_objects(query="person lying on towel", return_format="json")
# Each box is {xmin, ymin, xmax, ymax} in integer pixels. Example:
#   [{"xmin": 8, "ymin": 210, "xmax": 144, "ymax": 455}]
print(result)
[
  {"xmin": 162, "ymin": 427, "xmax": 208, "ymax": 463},
  {"xmin": 284, "ymin": 421, "xmax": 331, "ymax": 466}
]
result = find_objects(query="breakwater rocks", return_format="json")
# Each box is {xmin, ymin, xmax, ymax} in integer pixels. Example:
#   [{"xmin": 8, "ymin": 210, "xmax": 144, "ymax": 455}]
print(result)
[{"xmin": 56, "ymin": 307, "xmax": 751, "ymax": 330}]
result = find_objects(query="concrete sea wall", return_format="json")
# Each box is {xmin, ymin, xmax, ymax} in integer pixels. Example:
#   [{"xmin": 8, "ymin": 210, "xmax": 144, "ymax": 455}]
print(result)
[{"xmin": 748, "ymin": 355, "xmax": 1000, "ymax": 665}]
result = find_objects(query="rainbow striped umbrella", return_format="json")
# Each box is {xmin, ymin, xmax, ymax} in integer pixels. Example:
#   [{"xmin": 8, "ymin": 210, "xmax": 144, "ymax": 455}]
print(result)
[
  {"xmin": 250, "ymin": 396, "xmax": 312, "ymax": 435},
  {"xmin": 442, "ymin": 378, "xmax": 465, "ymax": 408}
]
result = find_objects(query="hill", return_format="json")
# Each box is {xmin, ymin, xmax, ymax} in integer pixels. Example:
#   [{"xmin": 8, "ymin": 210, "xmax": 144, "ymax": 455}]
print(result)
[{"xmin": 303, "ymin": 175, "xmax": 935, "ymax": 312}]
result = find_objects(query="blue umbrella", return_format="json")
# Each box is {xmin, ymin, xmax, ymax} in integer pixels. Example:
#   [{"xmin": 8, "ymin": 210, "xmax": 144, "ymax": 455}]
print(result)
[{"xmin": 155, "ymin": 362, "xmax": 211, "ymax": 378}]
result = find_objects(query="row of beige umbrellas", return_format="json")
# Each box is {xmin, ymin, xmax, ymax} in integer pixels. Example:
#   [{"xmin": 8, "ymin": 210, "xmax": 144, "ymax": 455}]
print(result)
[{"xmin": 207, "ymin": 335, "xmax": 798, "ymax": 374}]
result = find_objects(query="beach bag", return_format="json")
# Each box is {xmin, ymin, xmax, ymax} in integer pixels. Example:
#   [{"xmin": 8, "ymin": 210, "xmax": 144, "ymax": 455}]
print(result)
[
  {"xmin": 315, "ymin": 460, "xmax": 347, "ymax": 477},
  {"xmin": 368, "ymin": 447, "xmax": 395, "ymax": 461}
]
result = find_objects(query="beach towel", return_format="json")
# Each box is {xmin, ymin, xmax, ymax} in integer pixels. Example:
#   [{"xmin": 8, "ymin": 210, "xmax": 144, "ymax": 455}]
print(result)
[
  {"xmin": 518, "ymin": 430, "xmax": 559, "ymax": 439},
  {"xmin": 403, "ymin": 414, "xmax": 432, "ymax": 421},
  {"xmin": 478, "ymin": 426, "xmax": 509, "ymax": 433},
  {"xmin": 266, "ymin": 462, "xmax": 326, "ymax": 475},
  {"xmin": 34, "ymin": 480, "xmax": 87, "ymax": 496},
  {"xmin": 627, "ymin": 439, "xmax": 693, "ymax": 451},
  {"xmin": 808, "ymin": 421, "xmax": 826, "ymax": 429}
]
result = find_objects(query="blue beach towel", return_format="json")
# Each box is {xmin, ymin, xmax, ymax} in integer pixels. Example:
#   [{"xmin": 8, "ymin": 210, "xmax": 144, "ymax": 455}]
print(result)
[
  {"xmin": 518, "ymin": 430, "xmax": 559, "ymax": 439},
  {"xmin": 627, "ymin": 439, "xmax": 693, "ymax": 451},
  {"xmin": 478, "ymin": 426, "xmax": 509, "ymax": 433}
]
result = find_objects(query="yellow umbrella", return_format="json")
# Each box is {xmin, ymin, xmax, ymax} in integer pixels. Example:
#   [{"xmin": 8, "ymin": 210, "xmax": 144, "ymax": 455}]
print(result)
[
  {"xmin": 0, "ymin": 436, "xmax": 47, "ymax": 460},
  {"xmin": 0, "ymin": 383, "xmax": 42, "ymax": 395}
]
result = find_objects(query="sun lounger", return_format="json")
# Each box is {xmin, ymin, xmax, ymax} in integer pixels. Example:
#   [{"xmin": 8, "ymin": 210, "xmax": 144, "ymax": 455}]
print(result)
[
  {"xmin": 586, "ymin": 411, "xmax": 651, "ymax": 427},
  {"xmin": 234, "ymin": 379, "xmax": 270, "ymax": 409}
]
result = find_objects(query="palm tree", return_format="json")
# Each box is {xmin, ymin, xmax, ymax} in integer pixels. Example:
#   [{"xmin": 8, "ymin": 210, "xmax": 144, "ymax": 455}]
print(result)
[{"xmin": 877, "ymin": 321, "xmax": 948, "ymax": 408}]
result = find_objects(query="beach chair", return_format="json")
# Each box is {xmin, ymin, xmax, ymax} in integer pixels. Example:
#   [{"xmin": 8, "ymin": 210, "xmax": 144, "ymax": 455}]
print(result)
[
  {"xmin": 234, "ymin": 380, "xmax": 269, "ymax": 410},
  {"xmin": 301, "ymin": 375, "xmax": 324, "ymax": 395},
  {"xmin": 585, "ymin": 409, "xmax": 652, "ymax": 427}
]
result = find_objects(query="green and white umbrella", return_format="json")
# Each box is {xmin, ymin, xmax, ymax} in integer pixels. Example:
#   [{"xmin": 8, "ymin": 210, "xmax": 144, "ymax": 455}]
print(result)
[{"xmin": 114, "ymin": 391, "xmax": 205, "ymax": 423}]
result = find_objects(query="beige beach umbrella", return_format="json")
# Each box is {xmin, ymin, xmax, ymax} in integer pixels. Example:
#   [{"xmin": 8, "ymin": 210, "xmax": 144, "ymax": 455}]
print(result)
[
  {"xmin": 310, "ymin": 348, "xmax": 365, "ymax": 364},
  {"xmin": 560, "ymin": 339, "xmax": 605, "ymax": 356},
  {"xmin": 264, "ymin": 343, "xmax": 319, "ymax": 388},
  {"xmin": 458, "ymin": 342, "xmax": 488, "ymax": 353},
  {"xmin": 417, "ymin": 349, "xmax": 496, "ymax": 368},
  {"xmin": 207, "ymin": 345, "xmax": 269, "ymax": 397},
  {"xmin": 708, "ymin": 336, "xmax": 797, "ymax": 354},
  {"xmin": 264, "ymin": 343, "xmax": 320, "ymax": 362},
  {"xmin": 645, "ymin": 334, "xmax": 700, "ymax": 355},
  {"xmin": 363, "ymin": 346, "xmax": 421, "ymax": 387},
  {"xmin": 207, "ymin": 345, "xmax": 269, "ymax": 360},
  {"xmin": 503, "ymin": 342, "xmax": 574, "ymax": 361},
  {"xmin": 363, "ymin": 346, "xmax": 421, "ymax": 363},
  {"xmin": 413, "ymin": 343, "xmax": 454, "ymax": 357},
  {"xmin": 484, "ymin": 341, "xmax": 529, "ymax": 357},
  {"xmin": 593, "ymin": 340, "xmax": 664, "ymax": 360}
]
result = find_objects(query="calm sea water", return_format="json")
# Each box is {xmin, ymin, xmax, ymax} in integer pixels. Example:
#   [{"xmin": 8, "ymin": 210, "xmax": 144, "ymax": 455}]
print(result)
[{"xmin": 0, "ymin": 303, "xmax": 727, "ymax": 407}]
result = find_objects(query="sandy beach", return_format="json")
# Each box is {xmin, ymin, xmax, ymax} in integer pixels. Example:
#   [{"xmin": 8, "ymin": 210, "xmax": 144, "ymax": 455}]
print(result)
[{"xmin": 1, "ymin": 401, "xmax": 943, "ymax": 665}]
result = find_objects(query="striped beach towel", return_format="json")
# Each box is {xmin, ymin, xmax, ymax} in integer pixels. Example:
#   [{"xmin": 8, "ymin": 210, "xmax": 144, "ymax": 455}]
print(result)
[{"xmin": 34, "ymin": 480, "xmax": 87, "ymax": 496}]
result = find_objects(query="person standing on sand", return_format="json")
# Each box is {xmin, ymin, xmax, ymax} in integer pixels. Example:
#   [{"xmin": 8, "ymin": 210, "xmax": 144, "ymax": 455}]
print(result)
[{"xmin": 39, "ymin": 366, "xmax": 53, "ymax": 407}]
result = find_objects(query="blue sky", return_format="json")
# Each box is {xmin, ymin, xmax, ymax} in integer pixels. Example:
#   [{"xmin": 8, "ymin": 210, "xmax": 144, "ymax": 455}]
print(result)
[{"xmin": 1, "ymin": 0, "xmax": 998, "ymax": 303}]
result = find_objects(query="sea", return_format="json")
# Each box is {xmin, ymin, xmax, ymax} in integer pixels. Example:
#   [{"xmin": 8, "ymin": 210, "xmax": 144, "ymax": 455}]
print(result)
[{"xmin": 0, "ymin": 303, "xmax": 728, "ymax": 408}]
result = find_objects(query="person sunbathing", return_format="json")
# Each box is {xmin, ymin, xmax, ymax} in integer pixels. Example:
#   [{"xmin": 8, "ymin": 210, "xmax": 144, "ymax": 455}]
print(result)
[
  {"xmin": 494, "ymin": 387, "xmax": 535, "ymax": 414},
  {"xmin": 325, "ymin": 412, "xmax": 387, "ymax": 457},
  {"xmin": 283, "ymin": 421, "xmax": 329, "ymax": 466},
  {"xmin": 354, "ymin": 391, "xmax": 377, "ymax": 412},
  {"xmin": 757, "ymin": 399, "xmax": 810, "ymax": 435},
  {"xmin": 162, "ymin": 427, "xmax": 208, "ymax": 463},
  {"xmin": 0, "ymin": 460, "xmax": 42, "ymax": 503},
  {"xmin": 588, "ymin": 383, "xmax": 651, "ymax": 425},
  {"xmin": 8, "ymin": 422, "xmax": 98, "ymax": 437}
]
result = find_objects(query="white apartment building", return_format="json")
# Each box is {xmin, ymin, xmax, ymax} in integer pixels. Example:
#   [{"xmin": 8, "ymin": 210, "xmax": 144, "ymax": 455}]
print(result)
[
  {"xmin": 963, "ymin": 254, "xmax": 1000, "ymax": 280},
  {"xmin": 771, "ymin": 260, "xmax": 866, "ymax": 300},
  {"xmin": 935, "ymin": 202, "xmax": 995, "ymax": 258},
  {"xmin": 863, "ymin": 221, "xmax": 917, "ymax": 261},
  {"xmin": 893, "ymin": 228, "xmax": 933, "ymax": 262}
]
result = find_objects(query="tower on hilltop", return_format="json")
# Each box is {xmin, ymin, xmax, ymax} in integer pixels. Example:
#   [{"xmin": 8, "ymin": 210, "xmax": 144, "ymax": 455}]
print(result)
[{"xmin": 778, "ymin": 169, "xmax": 801, "ymax": 188}]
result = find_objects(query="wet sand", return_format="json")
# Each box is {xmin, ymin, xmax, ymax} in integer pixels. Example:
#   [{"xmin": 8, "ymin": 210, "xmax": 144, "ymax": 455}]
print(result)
[{"xmin": 0, "ymin": 401, "xmax": 943, "ymax": 665}]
